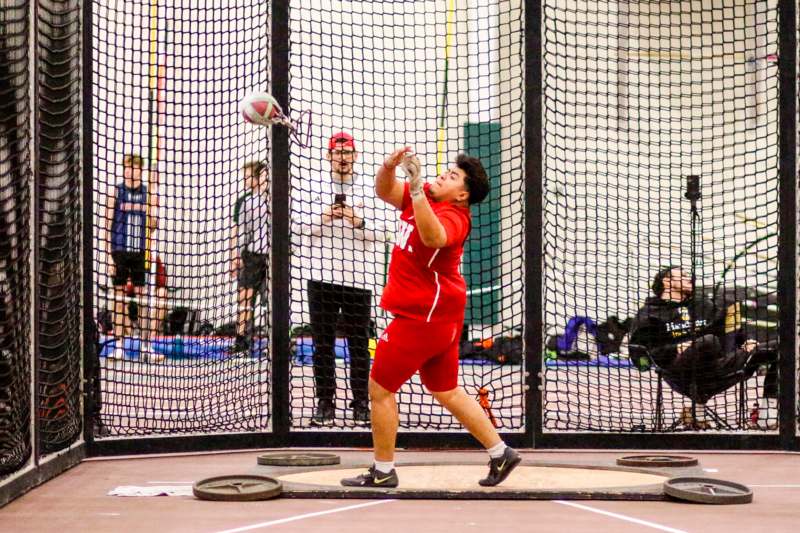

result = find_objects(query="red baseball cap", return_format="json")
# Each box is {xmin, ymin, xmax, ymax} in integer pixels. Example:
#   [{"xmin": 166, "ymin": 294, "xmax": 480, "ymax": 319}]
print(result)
[{"xmin": 328, "ymin": 131, "xmax": 356, "ymax": 151}]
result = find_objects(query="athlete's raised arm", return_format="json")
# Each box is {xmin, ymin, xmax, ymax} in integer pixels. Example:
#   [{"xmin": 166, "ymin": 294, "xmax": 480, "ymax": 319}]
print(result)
[{"xmin": 375, "ymin": 146, "xmax": 410, "ymax": 210}]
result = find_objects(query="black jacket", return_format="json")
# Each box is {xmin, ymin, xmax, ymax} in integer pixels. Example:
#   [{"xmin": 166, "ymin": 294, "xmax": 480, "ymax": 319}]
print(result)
[{"xmin": 629, "ymin": 295, "xmax": 724, "ymax": 369}]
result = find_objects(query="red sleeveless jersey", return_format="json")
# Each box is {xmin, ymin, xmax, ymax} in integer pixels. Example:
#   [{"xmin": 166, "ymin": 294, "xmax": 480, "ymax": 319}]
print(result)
[{"xmin": 380, "ymin": 183, "xmax": 471, "ymax": 323}]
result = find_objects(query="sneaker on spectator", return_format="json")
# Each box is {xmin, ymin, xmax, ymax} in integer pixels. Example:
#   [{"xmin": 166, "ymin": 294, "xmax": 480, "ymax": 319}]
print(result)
[
  {"xmin": 108, "ymin": 341, "xmax": 126, "ymax": 360},
  {"xmin": 226, "ymin": 335, "xmax": 251, "ymax": 356},
  {"xmin": 310, "ymin": 399, "xmax": 335, "ymax": 427},
  {"xmin": 352, "ymin": 399, "xmax": 370, "ymax": 426},
  {"xmin": 139, "ymin": 341, "xmax": 165, "ymax": 363}
]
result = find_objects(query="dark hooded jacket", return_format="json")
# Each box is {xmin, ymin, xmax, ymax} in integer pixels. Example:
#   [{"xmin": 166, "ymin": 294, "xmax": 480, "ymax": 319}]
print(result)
[
  {"xmin": 629, "ymin": 295, "xmax": 724, "ymax": 369},
  {"xmin": 629, "ymin": 293, "xmax": 776, "ymax": 402}
]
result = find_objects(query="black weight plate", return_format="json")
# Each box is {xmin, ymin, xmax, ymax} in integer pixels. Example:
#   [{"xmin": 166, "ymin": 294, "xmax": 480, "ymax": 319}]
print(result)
[
  {"xmin": 664, "ymin": 477, "xmax": 753, "ymax": 505},
  {"xmin": 257, "ymin": 452, "xmax": 341, "ymax": 467},
  {"xmin": 193, "ymin": 475, "xmax": 283, "ymax": 501},
  {"xmin": 616, "ymin": 454, "xmax": 699, "ymax": 468}
]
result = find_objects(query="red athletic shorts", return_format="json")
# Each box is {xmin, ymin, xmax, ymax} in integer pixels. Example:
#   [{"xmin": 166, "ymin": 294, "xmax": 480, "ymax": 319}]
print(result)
[{"xmin": 370, "ymin": 316, "xmax": 462, "ymax": 393}]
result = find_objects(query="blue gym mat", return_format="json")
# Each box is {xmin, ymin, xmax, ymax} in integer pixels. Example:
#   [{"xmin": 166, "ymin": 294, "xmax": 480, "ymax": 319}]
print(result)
[
  {"xmin": 100, "ymin": 335, "xmax": 630, "ymax": 367},
  {"xmin": 293, "ymin": 337, "xmax": 354, "ymax": 365},
  {"xmin": 98, "ymin": 335, "xmax": 266, "ymax": 360},
  {"xmin": 544, "ymin": 354, "xmax": 634, "ymax": 368},
  {"xmin": 292, "ymin": 337, "xmax": 504, "ymax": 366}
]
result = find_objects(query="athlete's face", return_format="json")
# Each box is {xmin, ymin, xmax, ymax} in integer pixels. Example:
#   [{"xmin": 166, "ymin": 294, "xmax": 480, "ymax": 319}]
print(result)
[
  {"xmin": 429, "ymin": 165, "xmax": 469, "ymax": 205},
  {"xmin": 124, "ymin": 162, "xmax": 142, "ymax": 186},
  {"xmin": 327, "ymin": 143, "xmax": 357, "ymax": 177}
]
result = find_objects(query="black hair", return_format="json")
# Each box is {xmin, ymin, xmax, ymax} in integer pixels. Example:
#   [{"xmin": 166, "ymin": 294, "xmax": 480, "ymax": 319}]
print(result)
[
  {"xmin": 455, "ymin": 153, "xmax": 490, "ymax": 205},
  {"xmin": 651, "ymin": 265, "xmax": 680, "ymax": 297}
]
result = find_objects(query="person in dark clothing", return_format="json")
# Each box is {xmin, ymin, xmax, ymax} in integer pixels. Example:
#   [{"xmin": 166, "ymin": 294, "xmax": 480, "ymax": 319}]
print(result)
[{"xmin": 630, "ymin": 266, "xmax": 778, "ymax": 426}]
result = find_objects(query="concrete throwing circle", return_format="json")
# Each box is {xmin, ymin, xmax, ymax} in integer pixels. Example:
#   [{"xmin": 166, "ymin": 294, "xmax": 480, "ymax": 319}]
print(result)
[{"xmin": 276, "ymin": 464, "xmax": 669, "ymax": 492}]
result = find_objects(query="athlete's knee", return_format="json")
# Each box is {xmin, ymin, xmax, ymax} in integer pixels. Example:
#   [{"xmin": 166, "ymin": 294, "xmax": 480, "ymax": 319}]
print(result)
[
  {"xmin": 369, "ymin": 378, "xmax": 393, "ymax": 403},
  {"xmin": 430, "ymin": 386, "xmax": 462, "ymax": 406}
]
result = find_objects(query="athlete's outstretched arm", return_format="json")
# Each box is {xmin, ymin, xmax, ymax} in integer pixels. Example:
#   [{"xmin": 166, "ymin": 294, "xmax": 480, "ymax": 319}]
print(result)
[{"xmin": 375, "ymin": 147, "xmax": 409, "ymax": 210}]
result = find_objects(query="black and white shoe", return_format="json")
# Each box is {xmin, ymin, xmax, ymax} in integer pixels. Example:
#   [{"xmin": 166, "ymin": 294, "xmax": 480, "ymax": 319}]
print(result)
[
  {"xmin": 226, "ymin": 335, "xmax": 251, "ymax": 355},
  {"xmin": 310, "ymin": 400, "xmax": 335, "ymax": 427},
  {"xmin": 352, "ymin": 399, "xmax": 370, "ymax": 425},
  {"xmin": 341, "ymin": 466, "xmax": 398, "ymax": 488},
  {"xmin": 479, "ymin": 447, "xmax": 521, "ymax": 487}
]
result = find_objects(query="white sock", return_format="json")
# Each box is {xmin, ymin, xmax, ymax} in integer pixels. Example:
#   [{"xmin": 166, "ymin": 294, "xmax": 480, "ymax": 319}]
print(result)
[
  {"xmin": 487, "ymin": 441, "xmax": 507, "ymax": 459},
  {"xmin": 373, "ymin": 460, "xmax": 394, "ymax": 474}
]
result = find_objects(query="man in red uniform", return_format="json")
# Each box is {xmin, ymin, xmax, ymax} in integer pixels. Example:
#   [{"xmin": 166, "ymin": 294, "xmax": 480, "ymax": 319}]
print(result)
[{"xmin": 341, "ymin": 147, "xmax": 521, "ymax": 488}]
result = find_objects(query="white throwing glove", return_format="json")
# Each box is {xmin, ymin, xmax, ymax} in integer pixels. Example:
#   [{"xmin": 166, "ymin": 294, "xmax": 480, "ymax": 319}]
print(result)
[{"xmin": 400, "ymin": 152, "xmax": 424, "ymax": 199}]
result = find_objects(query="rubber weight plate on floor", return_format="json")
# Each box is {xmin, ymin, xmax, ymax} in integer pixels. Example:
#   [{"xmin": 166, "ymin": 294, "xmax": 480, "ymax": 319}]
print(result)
[
  {"xmin": 616, "ymin": 455, "xmax": 699, "ymax": 468},
  {"xmin": 664, "ymin": 477, "xmax": 753, "ymax": 505},
  {"xmin": 257, "ymin": 452, "xmax": 341, "ymax": 467},
  {"xmin": 193, "ymin": 475, "xmax": 283, "ymax": 501}
]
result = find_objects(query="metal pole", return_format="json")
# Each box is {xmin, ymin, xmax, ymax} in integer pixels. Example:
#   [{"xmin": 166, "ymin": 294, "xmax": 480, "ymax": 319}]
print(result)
[
  {"xmin": 776, "ymin": 0, "xmax": 797, "ymax": 450},
  {"xmin": 270, "ymin": 0, "xmax": 291, "ymax": 443},
  {"xmin": 81, "ymin": 0, "xmax": 98, "ymax": 449},
  {"xmin": 525, "ymin": 0, "xmax": 543, "ymax": 448}
]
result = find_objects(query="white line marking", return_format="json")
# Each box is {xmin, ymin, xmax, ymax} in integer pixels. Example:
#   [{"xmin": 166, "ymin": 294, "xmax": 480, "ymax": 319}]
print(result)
[
  {"xmin": 426, "ymin": 248, "xmax": 440, "ymax": 268},
  {"xmin": 702, "ymin": 468, "xmax": 719, "ymax": 473},
  {"xmin": 553, "ymin": 501, "xmax": 688, "ymax": 533},
  {"xmin": 425, "ymin": 271, "xmax": 441, "ymax": 322},
  {"xmin": 147, "ymin": 481, "xmax": 194, "ymax": 484},
  {"xmin": 750, "ymin": 484, "xmax": 800, "ymax": 488},
  {"xmin": 211, "ymin": 499, "xmax": 396, "ymax": 533}
]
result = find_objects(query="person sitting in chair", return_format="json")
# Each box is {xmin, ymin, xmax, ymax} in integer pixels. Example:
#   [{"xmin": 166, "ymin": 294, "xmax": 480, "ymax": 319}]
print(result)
[{"xmin": 629, "ymin": 266, "xmax": 778, "ymax": 428}]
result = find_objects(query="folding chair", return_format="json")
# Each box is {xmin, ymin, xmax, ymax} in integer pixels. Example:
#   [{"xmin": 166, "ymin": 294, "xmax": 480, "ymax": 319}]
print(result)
[{"xmin": 628, "ymin": 344, "xmax": 750, "ymax": 430}]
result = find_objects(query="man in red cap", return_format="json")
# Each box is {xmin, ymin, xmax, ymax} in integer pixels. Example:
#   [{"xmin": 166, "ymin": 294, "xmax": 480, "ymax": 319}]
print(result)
[{"xmin": 292, "ymin": 131, "xmax": 389, "ymax": 426}]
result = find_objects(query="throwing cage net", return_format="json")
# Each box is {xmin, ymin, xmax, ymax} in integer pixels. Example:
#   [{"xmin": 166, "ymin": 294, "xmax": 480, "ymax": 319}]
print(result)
[
  {"xmin": 91, "ymin": 0, "xmax": 525, "ymax": 437},
  {"xmin": 542, "ymin": 1, "xmax": 782, "ymax": 432},
  {"xmin": 288, "ymin": 1, "xmax": 525, "ymax": 430},
  {"xmin": 0, "ymin": 0, "xmax": 82, "ymax": 473},
  {"xmin": 36, "ymin": 0, "xmax": 83, "ymax": 454},
  {"xmin": 0, "ymin": 1, "xmax": 32, "ymax": 474},
  {"xmin": 84, "ymin": 0, "xmax": 795, "ymax": 442},
  {"xmin": 92, "ymin": 1, "xmax": 272, "ymax": 437}
]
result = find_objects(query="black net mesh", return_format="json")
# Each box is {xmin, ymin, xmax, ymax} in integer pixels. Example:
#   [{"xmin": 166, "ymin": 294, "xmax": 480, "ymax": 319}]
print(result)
[
  {"xmin": 288, "ymin": 1, "xmax": 525, "ymax": 430},
  {"xmin": 92, "ymin": 2, "xmax": 272, "ymax": 437},
  {"xmin": 542, "ymin": 1, "xmax": 782, "ymax": 432},
  {"xmin": 0, "ymin": 0, "xmax": 32, "ymax": 474},
  {"xmin": 86, "ymin": 1, "xmax": 797, "ymax": 441},
  {"xmin": 36, "ymin": 0, "xmax": 83, "ymax": 455}
]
